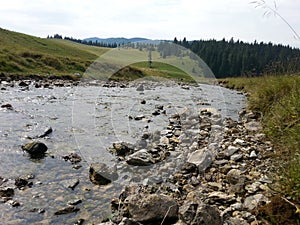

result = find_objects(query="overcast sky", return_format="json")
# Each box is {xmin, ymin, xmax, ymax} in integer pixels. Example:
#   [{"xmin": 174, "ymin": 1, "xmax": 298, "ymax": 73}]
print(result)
[{"xmin": 1, "ymin": 0, "xmax": 300, "ymax": 47}]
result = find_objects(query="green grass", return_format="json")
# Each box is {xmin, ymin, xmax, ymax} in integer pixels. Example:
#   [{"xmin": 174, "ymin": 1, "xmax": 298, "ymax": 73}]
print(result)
[
  {"xmin": 220, "ymin": 75, "xmax": 300, "ymax": 203},
  {"xmin": 0, "ymin": 27, "xmax": 109, "ymax": 77}
]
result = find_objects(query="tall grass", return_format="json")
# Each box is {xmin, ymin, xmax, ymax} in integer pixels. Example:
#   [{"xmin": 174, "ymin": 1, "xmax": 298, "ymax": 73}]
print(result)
[{"xmin": 221, "ymin": 75, "xmax": 300, "ymax": 201}]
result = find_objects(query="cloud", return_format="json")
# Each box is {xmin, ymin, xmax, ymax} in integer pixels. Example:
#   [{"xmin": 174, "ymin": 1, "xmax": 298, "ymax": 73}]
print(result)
[{"xmin": 0, "ymin": 0, "xmax": 299, "ymax": 47}]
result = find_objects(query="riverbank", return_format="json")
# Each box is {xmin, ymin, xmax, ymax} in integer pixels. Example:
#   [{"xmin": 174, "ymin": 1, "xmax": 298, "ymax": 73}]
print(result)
[{"xmin": 220, "ymin": 75, "xmax": 300, "ymax": 224}]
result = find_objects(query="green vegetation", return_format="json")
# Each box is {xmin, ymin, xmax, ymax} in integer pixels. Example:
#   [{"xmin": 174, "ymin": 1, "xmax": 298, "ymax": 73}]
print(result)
[
  {"xmin": 0, "ymin": 28, "xmax": 108, "ymax": 77},
  {"xmin": 221, "ymin": 75, "xmax": 300, "ymax": 204},
  {"xmin": 177, "ymin": 38, "xmax": 300, "ymax": 78}
]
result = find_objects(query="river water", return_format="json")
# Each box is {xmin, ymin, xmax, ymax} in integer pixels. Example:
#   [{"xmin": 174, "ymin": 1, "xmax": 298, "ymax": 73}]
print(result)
[{"xmin": 0, "ymin": 81, "xmax": 245, "ymax": 224}]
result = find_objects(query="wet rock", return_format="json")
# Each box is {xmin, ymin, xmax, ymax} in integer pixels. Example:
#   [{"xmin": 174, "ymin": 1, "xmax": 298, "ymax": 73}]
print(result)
[
  {"xmin": 140, "ymin": 99, "xmax": 146, "ymax": 104},
  {"xmin": 0, "ymin": 187, "xmax": 14, "ymax": 197},
  {"xmin": 63, "ymin": 153, "xmax": 82, "ymax": 164},
  {"xmin": 29, "ymin": 208, "xmax": 45, "ymax": 214},
  {"xmin": 38, "ymin": 127, "xmax": 53, "ymax": 138},
  {"xmin": 187, "ymin": 149, "xmax": 213, "ymax": 172},
  {"xmin": 54, "ymin": 205, "xmax": 80, "ymax": 215},
  {"xmin": 126, "ymin": 149, "xmax": 154, "ymax": 166},
  {"xmin": 111, "ymin": 142, "xmax": 134, "ymax": 156},
  {"xmin": 15, "ymin": 178, "xmax": 30, "ymax": 189},
  {"xmin": 67, "ymin": 198, "xmax": 82, "ymax": 205},
  {"xmin": 243, "ymin": 194, "xmax": 269, "ymax": 210},
  {"xmin": 179, "ymin": 202, "xmax": 222, "ymax": 225},
  {"xmin": 1, "ymin": 103, "xmax": 13, "ymax": 109},
  {"xmin": 89, "ymin": 163, "xmax": 118, "ymax": 185},
  {"xmin": 134, "ymin": 115, "xmax": 145, "ymax": 121},
  {"xmin": 18, "ymin": 81, "xmax": 28, "ymax": 87},
  {"xmin": 125, "ymin": 193, "xmax": 178, "ymax": 224},
  {"xmin": 74, "ymin": 219, "xmax": 85, "ymax": 225},
  {"xmin": 7, "ymin": 199, "xmax": 21, "ymax": 207},
  {"xmin": 22, "ymin": 142, "xmax": 48, "ymax": 157},
  {"xmin": 61, "ymin": 179, "xmax": 79, "ymax": 190}
]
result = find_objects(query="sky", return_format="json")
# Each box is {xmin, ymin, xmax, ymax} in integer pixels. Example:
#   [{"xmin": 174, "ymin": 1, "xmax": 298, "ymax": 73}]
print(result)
[{"xmin": 1, "ymin": 0, "xmax": 300, "ymax": 48}]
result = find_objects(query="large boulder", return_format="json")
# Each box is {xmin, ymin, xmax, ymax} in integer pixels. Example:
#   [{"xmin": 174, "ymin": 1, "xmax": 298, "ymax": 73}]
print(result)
[
  {"xmin": 89, "ymin": 163, "xmax": 118, "ymax": 185},
  {"xmin": 22, "ymin": 142, "xmax": 48, "ymax": 158},
  {"xmin": 125, "ymin": 193, "xmax": 179, "ymax": 224}
]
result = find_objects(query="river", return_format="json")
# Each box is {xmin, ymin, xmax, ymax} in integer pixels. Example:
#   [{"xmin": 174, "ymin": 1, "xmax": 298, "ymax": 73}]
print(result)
[{"xmin": 0, "ymin": 80, "xmax": 245, "ymax": 224}]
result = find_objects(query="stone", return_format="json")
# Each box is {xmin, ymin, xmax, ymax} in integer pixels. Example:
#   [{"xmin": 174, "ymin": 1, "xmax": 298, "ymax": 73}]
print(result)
[
  {"xmin": 15, "ymin": 178, "xmax": 29, "ymax": 189},
  {"xmin": 111, "ymin": 142, "xmax": 133, "ymax": 156},
  {"xmin": 1, "ymin": 103, "xmax": 13, "ymax": 109},
  {"xmin": 125, "ymin": 193, "xmax": 178, "ymax": 224},
  {"xmin": 67, "ymin": 198, "xmax": 82, "ymax": 205},
  {"xmin": 134, "ymin": 115, "xmax": 145, "ymax": 121},
  {"xmin": 126, "ymin": 149, "xmax": 154, "ymax": 166},
  {"xmin": 244, "ymin": 121, "xmax": 261, "ymax": 132},
  {"xmin": 224, "ymin": 146, "xmax": 240, "ymax": 157},
  {"xmin": 62, "ymin": 153, "xmax": 82, "ymax": 163},
  {"xmin": 89, "ymin": 163, "xmax": 118, "ymax": 185},
  {"xmin": 243, "ymin": 194, "xmax": 269, "ymax": 210},
  {"xmin": 226, "ymin": 169, "xmax": 243, "ymax": 185},
  {"xmin": 136, "ymin": 84, "xmax": 144, "ymax": 92},
  {"xmin": 61, "ymin": 179, "xmax": 79, "ymax": 190},
  {"xmin": 38, "ymin": 127, "xmax": 53, "ymax": 138},
  {"xmin": 140, "ymin": 99, "xmax": 146, "ymax": 104},
  {"xmin": 249, "ymin": 151, "xmax": 257, "ymax": 158},
  {"xmin": 233, "ymin": 138, "xmax": 247, "ymax": 146},
  {"xmin": 179, "ymin": 202, "xmax": 222, "ymax": 225},
  {"xmin": 187, "ymin": 149, "xmax": 213, "ymax": 172},
  {"xmin": 230, "ymin": 154, "xmax": 243, "ymax": 161},
  {"xmin": 0, "ymin": 187, "xmax": 14, "ymax": 197},
  {"xmin": 208, "ymin": 192, "xmax": 236, "ymax": 204},
  {"xmin": 22, "ymin": 142, "xmax": 48, "ymax": 157},
  {"xmin": 54, "ymin": 205, "xmax": 80, "ymax": 215},
  {"xmin": 224, "ymin": 217, "xmax": 249, "ymax": 225}
]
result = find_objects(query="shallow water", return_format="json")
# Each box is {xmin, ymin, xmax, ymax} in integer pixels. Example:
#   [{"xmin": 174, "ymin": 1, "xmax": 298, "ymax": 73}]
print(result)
[{"xmin": 0, "ymin": 81, "xmax": 245, "ymax": 224}]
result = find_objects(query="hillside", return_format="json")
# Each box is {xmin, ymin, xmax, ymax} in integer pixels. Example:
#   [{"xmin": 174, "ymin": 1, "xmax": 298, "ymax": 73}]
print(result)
[{"xmin": 0, "ymin": 28, "xmax": 108, "ymax": 77}]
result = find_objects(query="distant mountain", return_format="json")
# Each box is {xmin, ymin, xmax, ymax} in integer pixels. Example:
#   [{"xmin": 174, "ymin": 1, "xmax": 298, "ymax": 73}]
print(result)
[{"xmin": 83, "ymin": 37, "xmax": 165, "ymax": 45}]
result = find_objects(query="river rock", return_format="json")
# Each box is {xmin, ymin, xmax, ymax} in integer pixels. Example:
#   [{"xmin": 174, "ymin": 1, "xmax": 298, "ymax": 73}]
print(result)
[
  {"xmin": 187, "ymin": 148, "xmax": 213, "ymax": 172},
  {"xmin": 126, "ymin": 149, "xmax": 154, "ymax": 166},
  {"xmin": 89, "ymin": 163, "xmax": 118, "ymax": 185},
  {"xmin": 0, "ymin": 187, "xmax": 14, "ymax": 197},
  {"xmin": 22, "ymin": 142, "xmax": 48, "ymax": 157},
  {"xmin": 243, "ymin": 194, "xmax": 269, "ymax": 210},
  {"xmin": 179, "ymin": 201, "xmax": 222, "ymax": 225},
  {"xmin": 54, "ymin": 205, "xmax": 80, "ymax": 215},
  {"xmin": 136, "ymin": 84, "xmax": 144, "ymax": 92},
  {"xmin": 61, "ymin": 179, "xmax": 79, "ymax": 190},
  {"xmin": 125, "ymin": 193, "xmax": 178, "ymax": 224},
  {"xmin": 38, "ymin": 127, "xmax": 53, "ymax": 138},
  {"xmin": 111, "ymin": 142, "xmax": 134, "ymax": 156},
  {"xmin": 224, "ymin": 146, "xmax": 240, "ymax": 157}
]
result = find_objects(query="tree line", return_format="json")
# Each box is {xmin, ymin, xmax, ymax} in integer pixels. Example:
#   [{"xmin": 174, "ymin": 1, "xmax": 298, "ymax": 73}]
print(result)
[
  {"xmin": 174, "ymin": 37, "xmax": 300, "ymax": 77},
  {"xmin": 47, "ymin": 34, "xmax": 119, "ymax": 48}
]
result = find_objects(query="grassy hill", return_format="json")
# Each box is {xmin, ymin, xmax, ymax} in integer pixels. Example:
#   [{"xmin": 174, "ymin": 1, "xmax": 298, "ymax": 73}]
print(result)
[
  {"xmin": 0, "ymin": 28, "xmax": 108, "ymax": 77},
  {"xmin": 0, "ymin": 28, "xmax": 202, "ymax": 82}
]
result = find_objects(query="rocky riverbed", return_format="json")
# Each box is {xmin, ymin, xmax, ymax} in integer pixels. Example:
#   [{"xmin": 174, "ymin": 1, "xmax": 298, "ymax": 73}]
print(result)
[{"xmin": 0, "ymin": 78, "xmax": 273, "ymax": 224}]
